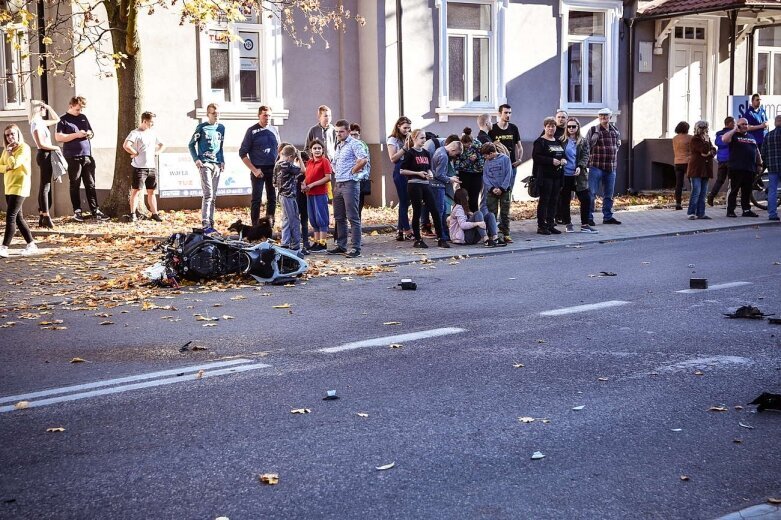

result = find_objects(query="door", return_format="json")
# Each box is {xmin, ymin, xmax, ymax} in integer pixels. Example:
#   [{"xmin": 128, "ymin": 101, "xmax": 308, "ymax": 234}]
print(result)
[{"xmin": 670, "ymin": 43, "xmax": 706, "ymax": 128}]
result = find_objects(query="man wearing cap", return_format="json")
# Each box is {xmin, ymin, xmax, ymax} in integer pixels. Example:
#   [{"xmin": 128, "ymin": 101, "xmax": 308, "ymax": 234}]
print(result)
[{"xmin": 586, "ymin": 108, "xmax": 622, "ymax": 225}]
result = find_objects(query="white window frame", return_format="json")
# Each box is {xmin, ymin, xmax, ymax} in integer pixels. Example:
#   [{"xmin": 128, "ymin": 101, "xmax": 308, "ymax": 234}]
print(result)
[
  {"xmin": 559, "ymin": 0, "xmax": 622, "ymax": 116},
  {"xmin": 753, "ymin": 26, "xmax": 781, "ymax": 96},
  {"xmin": 0, "ymin": 25, "xmax": 30, "ymax": 113},
  {"xmin": 435, "ymin": 0, "xmax": 506, "ymax": 122},
  {"xmin": 196, "ymin": 14, "xmax": 288, "ymax": 124}
]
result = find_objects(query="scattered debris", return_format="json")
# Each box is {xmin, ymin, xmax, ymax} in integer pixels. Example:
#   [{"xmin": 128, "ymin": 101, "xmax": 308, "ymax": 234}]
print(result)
[
  {"xmin": 531, "ymin": 451, "xmax": 546, "ymax": 460},
  {"xmin": 572, "ymin": 405, "xmax": 585, "ymax": 411},
  {"xmin": 196, "ymin": 369, "xmax": 205, "ymax": 379},
  {"xmin": 46, "ymin": 427, "xmax": 65, "ymax": 433},
  {"xmin": 375, "ymin": 462, "xmax": 395, "ymax": 471},
  {"xmin": 769, "ymin": 317, "xmax": 781, "ymax": 325},
  {"xmin": 383, "ymin": 321, "xmax": 402, "ymax": 326},
  {"xmin": 680, "ymin": 475, "xmax": 690, "ymax": 481},
  {"xmin": 689, "ymin": 278, "xmax": 708, "ymax": 289},
  {"xmin": 389, "ymin": 344, "xmax": 403, "ymax": 349},
  {"xmin": 69, "ymin": 357, "xmax": 86, "ymax": 364},
  {"xmin": 272, "ymin": 304, "xmax": 291, "ymax": 309},
  {"xmin": 14, "ymin": 401, "xmax": 29, "ymax": 410},
  {"xmin": 191, "ymin": 345, "xmax": 208, "ymax": 351},
  {"xmin": 599, "ymin": 271, "xmax": 617, "ymax": 277},
  {"xmin": 259, "ymin": 473, "xmax": 279, "ymax": 485},
  {"xmin": 179, "ymin": 341, "xmax": 192, "ymax": 352},
  {"xmin": 323, "ymin": 390, "xmax": 339, "ymax": 401},
  {"xmin": 398, "ymin": 279, "xmax": 417, "ymax": 290},
  {"xmin": 597, "ymin": 377, "xmax": 609, "ymax": 381},
  {"xmin": 290, "ymin": 408, "xmax": 311, "ymax": 414},
  {"xmin": 749, "ymin": 392, "xmax": 781, "ymax": 412},
  {"xmin": 723, "ymin": 305, "xmax": 773, "ymax": 319},
  {"xmin": 708, "ymin": 406, "xmax": 728, "ymax": 412},
  {"xmin": 356, "ymin": 413, "xmax": 369, "ymax": 418},
  {"xmin": 671, "ymin": 428, "xmax": 682, "ymax": 432},
  {"xmin": 513, "ymin": 363, "xmax": 525, "ymax": 368},
  {"xmin": 518, "ymin": 417, "xmax": 535, "ymax": 423},
  {"xmin": 738, "ymin": 422, "xmax": 755, "ymax": 429}
]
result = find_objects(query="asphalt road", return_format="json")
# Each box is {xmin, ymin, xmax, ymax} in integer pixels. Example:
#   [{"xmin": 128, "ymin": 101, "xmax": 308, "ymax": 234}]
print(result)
[{"xmin": 1, "ymin": 226, "xmax": 780, "ymax": 519}]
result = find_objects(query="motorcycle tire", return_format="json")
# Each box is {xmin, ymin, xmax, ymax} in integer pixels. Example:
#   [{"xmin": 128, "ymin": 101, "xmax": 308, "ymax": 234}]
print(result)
[{"xmin": 751, "ymin": 173, "xmax": 769, "ymax": 210}]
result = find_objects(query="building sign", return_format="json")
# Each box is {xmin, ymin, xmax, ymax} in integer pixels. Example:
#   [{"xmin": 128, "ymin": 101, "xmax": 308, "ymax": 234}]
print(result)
[
  {"xmin": 728, "ymin": 95, "xmax": 781, "ymax": 121},
  {"xmin": 158, "ymin": 153, "xmax": 252, "ymax": 198}
]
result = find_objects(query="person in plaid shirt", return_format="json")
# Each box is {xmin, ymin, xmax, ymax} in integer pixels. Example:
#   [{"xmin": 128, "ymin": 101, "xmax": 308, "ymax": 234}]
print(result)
[
  {"xmin": 586, "ymin": 108, "xmax": 622, "ymax": 226},
  {"xmin": 760, "ymin": 114, "xmax": 781, "ymax": 221}
]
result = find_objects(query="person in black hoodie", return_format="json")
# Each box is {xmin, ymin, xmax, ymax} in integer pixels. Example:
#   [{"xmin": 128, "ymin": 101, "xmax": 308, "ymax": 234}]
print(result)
[{"xmin": 533, "ymin": 117, "xmax": 566, "ymax": 235}]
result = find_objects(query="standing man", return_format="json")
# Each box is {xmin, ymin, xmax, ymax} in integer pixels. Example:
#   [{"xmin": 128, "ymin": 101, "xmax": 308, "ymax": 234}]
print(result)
[
  {"xmin": 55, "ymin": 96, "xmax": 108, "ymax": 221},
  {"xmin": 328, "ymin": 119, "xmax": 368, "ymax": 258},
  {"xmin": 305, "ymin": 105, "xmax": 337, "ymax": 161},
  {"xmin": 489, "ymin": 104, "xmax": 523, "ymax": 242},
  {"xmin": 476, "ymin": 114, "xmax": 492, "ymax": 144},
  {"xmin": 722, "ymin": 118, "xmax": 759, "ymax": 218},
  {"xmin": 745, "ymin": 93, "xmax": 769, "ymax": 149},
  {"xmin": 239, "ymin": 105, "xmax": 280, "ymax": 226},
  {"xmin": 188, "ymin": 103, "xmax": 225, "ymax": 234},
  {"xmin": 708, "ymin": 116, "xmax": 734, "ymax": 206},
  {"xmin": 431, "ymin": 137, "xmax": 463, "ymax": 241},
  {"xmin": 760, "ymin": 114, "xmax": 781, "ymax": 221},
  {"xmin": 586, "ymin": 108, "xmax": 622, "ymax": 225},
  {"xmin": 553, "ymin": 109, "xmax": 568, "ymax": 139},
  {"xmin": 123, "ymin": 111, "xmax": 165, "ymax": 222}
]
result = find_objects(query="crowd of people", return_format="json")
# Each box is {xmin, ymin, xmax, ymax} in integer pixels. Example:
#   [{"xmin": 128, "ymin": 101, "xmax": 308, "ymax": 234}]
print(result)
[{"xmin": 2, "ymin": 95, "xmax": 778, "ymax": 260}]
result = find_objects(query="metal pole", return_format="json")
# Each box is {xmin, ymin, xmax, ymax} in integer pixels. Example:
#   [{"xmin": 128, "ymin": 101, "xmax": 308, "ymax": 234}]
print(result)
[
  {"xmin": 37, "ymin": 0, "xmax": 48, "ymax": 103},
  {"xmin": 729, "ymin": 9, "xmax": 737, "ymax": 95}
]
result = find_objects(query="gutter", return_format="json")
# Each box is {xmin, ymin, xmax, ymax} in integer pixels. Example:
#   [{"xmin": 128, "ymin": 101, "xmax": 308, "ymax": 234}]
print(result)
[
  {"xmin": 626, "ymin": 17, "xmax": 637, "ymax": 194},
  {"xmin": 395, "ymin": 0, "xmax": 404, "ymax": 115}
]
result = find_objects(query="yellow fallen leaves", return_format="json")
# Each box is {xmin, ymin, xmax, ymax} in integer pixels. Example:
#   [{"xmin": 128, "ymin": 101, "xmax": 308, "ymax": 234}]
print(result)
[
  {"xmin": 14, "ymin": 401, "xmax": 29, "ymax": 410},
  {"xmin": 196, "ymin": 369, "xmax": 205, "ymax": 379},
  {"xmin": 70, "ymin": 357, "xmax": 86, "ymax": 363},
  {"xmin": 46, "ymin": 427, "xmax": 65, "ymax": 433},
  {"xmin": 259, "ymin": 473, "xmax": 279, "ymax": 485}
]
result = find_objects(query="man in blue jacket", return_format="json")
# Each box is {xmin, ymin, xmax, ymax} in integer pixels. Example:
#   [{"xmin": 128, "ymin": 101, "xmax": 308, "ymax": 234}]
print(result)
[
  {"xmin": 240, "ymin": 106, "xmax": 281, "ymax": 225},
  {"xmin": 188, "ymin": 103, "xmax": 225, "ymax": 233},
  {"xmin": 708, "ymin": 116, "xmax": 734, "ymax": 206}
]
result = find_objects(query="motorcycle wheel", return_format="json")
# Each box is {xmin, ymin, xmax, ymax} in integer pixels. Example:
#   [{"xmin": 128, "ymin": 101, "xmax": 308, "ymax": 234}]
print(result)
[{"xmin": 751, "ymin": 173, "xmax": 768, "ymax": 210}]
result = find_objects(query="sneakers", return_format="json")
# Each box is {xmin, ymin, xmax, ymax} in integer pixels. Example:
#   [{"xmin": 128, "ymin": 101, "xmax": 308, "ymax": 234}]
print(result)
[
  {"xmin": 603, "ymin": 217, "xmax": 622, "ymax": 224},
  {"xmin": 309, "ymin": 243, "xmax": 325, "ymax": 252},
  {"xmin": 484, "ymin": 239, "xmax": 496, "ymax": 248},
  {"xmin": 742, "ymin": 210, "xmax": 759, "ymax": 217},
  {"xmin": 503, "ymin": 235, "xmax": 514, "ymax": 244},
  {"xmin": 21, "ymin": 242, "xmax": 39, "ymax": 256},
  {"xmin": 0, "ymin": 245, "xmax": 8, "ymax": 258},
  {"xmin": 565, "ymin": 224, "xmax": 575, "ymax": 233},
  {"xmin": 127, "ymin": 213, "xmax": 138, "ymax": 223},
  {"xmin": 697, "ymin": 215, "xmax": 712, "ymax": 220},
  {"xmin": 688, "ymin": 215, "xmax": 696, "ymax": 220},
  {"xmin": 94, "ymin": 209, "xmax": 110, "ymax": 221},
  {"xmin": 327, "ymin": 246, "xmax": 347, "ymax": 255},
  {"xmin": 73, "ymin": 209, "xmax": 85, "ymax": 222},
  {"xmin": 555, "ymin": 218, "xmax": 565, "ymax": 225},
  {"xmin": 770, "ymin": 216, "xmax": 780, "ymax": 221},
  {"xmin": 421, "ymin": 229, "xmax": 436, "ymax": 239},
  {"xmin": 40, "ymin": 215, "xmax": 54, "ymax": 229},
  {"xmin": 202, "ymin": 226, "xmax": 217, "ymax": 234},
  {"xmin": 413, "ymin": 240, "xmax": 428, "ymax": 249},
  {"xmin": 588, "ymin": 219, "xmax": 596, "ymax": 227},
  {"xmin": 396, "ymin": 231, "xmax": 405, "ymax": 242},
  {"xmin": 707, "ymin": 194, "xmax": 715, "ymax": 207},
  {"xmin": 404, "ymin": 232, "xmax": 415, "ymax": 241},
  {"xmin": 537, "ymin": 227, "xmax": 551, "ymax": 235},
  {"xmin": 150, "ymin": 213, "xmax": 163, "ymax": 222},
  {"xmin": 345, "ymin": 248, "xmax": 361, "ymax": 258},
  {"xmin": 549, "ymin": 227, "xmax": 562, "ymax": 235},
  {"xmin": 300, "ymin": 247, "xmax": 310, "ymax": 256},
  {"xmin": 726, "ymin": 212, "xmax": 737, "ymax": 218},
  {"xmin": 437, "ymin": 239, "xmax": 450, "ymax": 248},
  {"xmin": 580, "ymin": 225, "xmax": 599, "ymax": 234}
]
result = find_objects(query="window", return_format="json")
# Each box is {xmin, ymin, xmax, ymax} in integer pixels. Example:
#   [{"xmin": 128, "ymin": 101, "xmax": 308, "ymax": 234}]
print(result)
[
  {"xmin": 560, "ymin": 0, "xmax": 622, "ymax": 113},
  {"xmin": 0, "ymin": 26, "xmax": 29, "ymax": 111},
  {"xmin": 755, "ymin": 27, "xmax": 781, "ymax": 96},
  {"xmin": 436, "ymin": 0, "xmax": 505, "ymax": 119}
]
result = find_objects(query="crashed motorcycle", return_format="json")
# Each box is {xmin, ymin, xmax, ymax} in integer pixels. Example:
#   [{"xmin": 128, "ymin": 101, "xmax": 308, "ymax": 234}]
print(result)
[{"xmin": 144, "ymin": 229, "xmax": 307, "ymax": 285}]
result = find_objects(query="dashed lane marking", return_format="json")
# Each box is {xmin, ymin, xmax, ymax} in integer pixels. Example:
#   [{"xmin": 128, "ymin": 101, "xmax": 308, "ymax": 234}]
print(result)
[
  {"xmin": 317, "ymin": 327, "xmax": 466, "ymax": 353},
  {"xmin": 676, "ymin": 281, "xmax": 752, "ymax": 294},
  {"xmin": 539, "ymin": 300, "xmax": 630, "ymax": 316}
]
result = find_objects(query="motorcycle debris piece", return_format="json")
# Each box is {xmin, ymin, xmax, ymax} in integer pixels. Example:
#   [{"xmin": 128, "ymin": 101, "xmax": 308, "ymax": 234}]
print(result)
[
  {"xmin": 689, "ymin": 278, "xmax": 708, "ymax": 289},
  {"xmin": 768, "ymin": 317, "xmax": 781, "ymax": 325},
  {"xmin": 323, "ymin": 390, "xmax": 339, "ymax": 401},
  {"xmin": 723, "ymin": 305, "xmax": 773, "ymax": 319},
  {"xmin": 398, "ymin": 279, "xmax": 417, "ymax": 290},
  {"xmin": 749, "ymin": 392, "xmax": 781, "ymax": 412},
  {"xmin": 179, "ymin": 341, "xmax": 192, "ymax": 352}
]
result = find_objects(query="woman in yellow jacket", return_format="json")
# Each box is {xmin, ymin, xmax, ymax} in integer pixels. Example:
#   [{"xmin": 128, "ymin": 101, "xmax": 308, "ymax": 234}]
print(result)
[{"xmin": 0, "ymin": 124, "xmax": 37, "ymax": 258}]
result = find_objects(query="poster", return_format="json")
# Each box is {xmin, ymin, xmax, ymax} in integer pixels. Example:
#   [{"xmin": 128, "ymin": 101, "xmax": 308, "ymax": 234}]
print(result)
[{"xmin": 158, "ymin": 153, "xmax": 253, "ymax": 198}]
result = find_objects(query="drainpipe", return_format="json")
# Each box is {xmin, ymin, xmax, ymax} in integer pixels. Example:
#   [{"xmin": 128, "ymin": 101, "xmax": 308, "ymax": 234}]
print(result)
[
  {"xmin": 626, "ymin": 18, "xmax": 636, "ymax": 194},
  {"xmin": 37, "ymin": 0, "xmax": 48, "ymax": 103},
  {"xmin": 729, "ymin": 9, "xmax": 737, "ymax": 95},
  {"xmin": 746, "ymin": 27, "xmax": 754, "ymax": 94},
  {"xmin": 395, "ymin": 0, "xmax": 404, "ymax": 115}
]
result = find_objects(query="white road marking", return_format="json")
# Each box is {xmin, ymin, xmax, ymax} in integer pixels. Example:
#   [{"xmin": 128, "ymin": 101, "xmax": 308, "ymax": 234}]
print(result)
[
  {"xmin": 651, "ymin": 356, "xmax": 752, "ymax": 373},
  {"xmin": 0, "ymin": 362, "xmax": 271, "ymax": 413},
  {"xmin": 318, "ymin": 327, "xmax": 466, "ymax": 353},
  {"xmin": 676, "ymin": 281, "xmax": 752, "ymax": 294},
  {"xmin": 540, "ymin": 300, "xmax": 630, "ymax": 316},
  {"xmin": 0, "ymin": 359, "xmax": 253, "ymax": 405}
]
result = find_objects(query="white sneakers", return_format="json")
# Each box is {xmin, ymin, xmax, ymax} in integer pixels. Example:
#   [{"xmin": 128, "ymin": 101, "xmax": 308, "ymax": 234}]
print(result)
[{"xmin": 0, "ymin": 242, "xmax": 40, "ymax": 258}]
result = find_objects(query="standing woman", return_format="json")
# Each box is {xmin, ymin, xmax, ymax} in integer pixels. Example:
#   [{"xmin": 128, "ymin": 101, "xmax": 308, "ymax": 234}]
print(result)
[
  {"xmin": 387, "ymin": 116, "xmax": 413, "ymax": 241},
  {"xmin": 686, "ymin": 121, "xmax": 716, "ymax": 220},
  {"xmin": 532, "ymin": 117, "xmax": 566, "ymax": 235},
  {"xmin": 399, "ymin": 129, "xmax": 449, "ymax": 249},
  {"xmin": 0, "ymin": 124, "xmax": 37, "ymax": 257},
  {"xmin": 557, "ymin": 117, "xmax": 597, "ymax": 233},
  {"xmin": 672, "ymin": 121, "xmax": 692, "ymax": 210},
  {"xmin": 455, "ymin": 128, "xmax": 485, "ymax": 212},
  {"xmin": 28, "ymin": 100, "xmax": 60, "ymax": 228}
]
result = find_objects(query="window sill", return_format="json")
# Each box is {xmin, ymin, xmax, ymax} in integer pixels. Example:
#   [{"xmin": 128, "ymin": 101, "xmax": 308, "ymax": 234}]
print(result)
[
  {"xmin": 563, "ymin": 107, "xmax": 622, "ymax": 119},
  {"xmin": 195, "ymin": 107, "xmax": 289, "ymax": 125},
  {"xmin": 0, "ymin": 108, "xmax": 30, "ymax": 120},
  {"xmin": 435, "ymin": 106, "xmax": 496, "ymax": 122}
]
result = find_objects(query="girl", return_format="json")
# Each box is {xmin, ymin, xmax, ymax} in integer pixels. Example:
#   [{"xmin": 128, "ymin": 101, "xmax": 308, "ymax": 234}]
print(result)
[
  {"xmin": 672, "ymin": 121, "xmax": 692, "ymax": 210},
  {"xmin": 687, "ymin": 121, "xmax": 716, "ymax": 220},
  {"xmin": 532, "ymin": 117, "xmax": 566, "ymax": 235},
  {"xmin": 448, "ymin": 188, "xmax": 503, "ymax": 247},
  {"xmin": 454, "ymin": 128, "xmax": 485, "ymax": 213},
  {"xmin": 273, "ymin": 144, "xmax": 304, "ymax": 256},
  {"xmin": 399, "ymin": 129, "xmax": 449, "ymax": 249},
  {"xmin": 301, "ymin": 139, "xmax": 332, "ymax": 252},
  {"xmin": 28, "ymin": 100, "xmax": 60, "ymax": 229},
  {"xmin": 387, "ymin": 116, "xmax": 412, "ymax": 241},
  {"xmin": 557, "ymin": 117, "xmax": 597, "ymax": 233},
  {"xmin": 0, "ymin": 124, "xmax": 37, "ymax": 258}
]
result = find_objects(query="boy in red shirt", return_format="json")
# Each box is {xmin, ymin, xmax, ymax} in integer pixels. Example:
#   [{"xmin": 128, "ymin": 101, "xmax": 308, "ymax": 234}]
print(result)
[{"xmin": 301, "ymin": 139, "xmax": 332, "ymax": 252}]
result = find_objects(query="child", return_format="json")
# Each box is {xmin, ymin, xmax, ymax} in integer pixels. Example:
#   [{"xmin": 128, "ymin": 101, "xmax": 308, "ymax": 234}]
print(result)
[
  {"xmin": 123, "ymin": 111, "xmax": 165, "ymax": 222},
  {"xmin": 479, "ymin": 142, "xmax": 513, "ymax": 244},
  {"xmin": 301, "ymin": 139, "xmax": 332, "ymax": 252},
  {"xmin": 448, "ymin": 188, "xmax": 504, "ymax": 247},
  {"xmin": 273, "ymin": 144, "xmax": 304, "ymax": 257}
]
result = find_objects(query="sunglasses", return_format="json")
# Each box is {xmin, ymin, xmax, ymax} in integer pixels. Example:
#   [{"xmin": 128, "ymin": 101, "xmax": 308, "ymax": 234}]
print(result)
[{"xmin": 566, "ymin": 125, "xmax": 578, "ymax": 129}]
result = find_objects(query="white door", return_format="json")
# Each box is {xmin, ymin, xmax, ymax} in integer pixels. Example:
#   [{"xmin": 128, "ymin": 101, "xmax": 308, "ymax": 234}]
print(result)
[{"xmin": 670, "ymin": 43, "xmax": 706, "ymax": 129}]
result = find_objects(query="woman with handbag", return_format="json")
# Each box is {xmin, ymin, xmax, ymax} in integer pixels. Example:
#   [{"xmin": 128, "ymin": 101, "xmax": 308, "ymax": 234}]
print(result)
[
  {"xmin": 28, "ymin": 100, "xmax": 60, "ymax": 228},
  {"xmin": 686, "ymin": 121, "xmax": 716, "ymax": 220},
  {"xmin": 557, "ymin": 117, "xmax": 598, "ymax": 233},
  {"xmin": 532, "ymin": 117, "xmax": 566, "ymax": 235},
  {"xmin": 0, "ymin": 124, "xmax": 37, "ymax": 258}
]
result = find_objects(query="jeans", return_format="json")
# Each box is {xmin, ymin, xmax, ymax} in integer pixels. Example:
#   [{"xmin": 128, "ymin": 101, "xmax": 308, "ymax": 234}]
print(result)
[
  {"xmin": 460, "ymin": 172, "xmax": 483, "ymax": 213},
  {"xmin": 687, "ymin": 177, "xmax": 708, "ymax": 217},
  {"xmin": 333, "ymin": 180, "xmax": 361, "ymax": 250},
  {"xmin": 250, "ymin": 165, "xmax": 275, "ymax": 225},
  {"xmin": 199, "ymin": 162, "xmax": 221, "ymax": 228},
  {"xmin": 727, "ymin": 169, "xmax": 752, "ymax": 213},
  {"xmin": 767, "ymin": 172, "xmax": 779, "ymax": 219},
  {"xmin": 482, "ymin": 188, "xmax": 511, "ymax": 237},
  {"xmin": 709, "ymin": 163, "xmax": 729, "ymax": 198},
  {"xmin": 557, "ymin": 176, "xmax": 590, "ymax": 226},
  {"xmin": 461, "ymin": 210, "xmax": 497, "ymax": 244},
  {"xmin": 432, "ymin": 186, "xmax": 449, "ymax": 240},
  {"xmin": 537, "ymin": 176, "xmax": 563, "ymax": 229},
  {"xmin": 392, "ymin": 162, "xmax": 410, "ymax": 232},
  {"xmin": 588, "ymin": 166, "xmax": 616, "ymax": 221},
  {"xmin": 674, "ymin": 164, "xmax": 687, "ymax": 205},
  {"xmin": 408, "ymin": 182, "xmax": 443, "ymax": 241},
  {"xmin": 4, "ymin": 195, "xmax": 33, "ymax": 246},
  {"xmin": 37, "ymin": 149, "xmax": 53, "ymax": 213},
  {"xmin": 280, "ymin": 196, "xmax": 301, "ymax": 249},
  {"xmin": 66, "ymin": 155, "xmax": 98, "ymax": 213}
]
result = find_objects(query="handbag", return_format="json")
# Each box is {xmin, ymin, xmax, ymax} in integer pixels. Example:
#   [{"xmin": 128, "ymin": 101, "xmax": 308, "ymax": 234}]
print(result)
[{"xmin": 522, "ymin": 175, "xmax": 539, "ymax": 198}]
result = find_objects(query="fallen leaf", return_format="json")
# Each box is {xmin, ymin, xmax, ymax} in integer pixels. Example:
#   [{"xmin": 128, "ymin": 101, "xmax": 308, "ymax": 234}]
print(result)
[
  {"xmin": 383, "ymin": 321, "xmax": 401, "ymax": 326},
  {"xmin": 597, "ymin": 377, "xmax": 609, "ymax": 381},
  {"xmin": 671, "ymin": 428, "xmax": 683, "ymax": 432},
  {"xmin": 41, "ymin": 325, "xmax": 67, "ymax": 330},
  {"xmin": 767, "ymin": 497, "xmax": 781, "ymax": 504},
  {"xmin": 708, "ymin": 406, "xmax": 728, "ymax": 412},
  {"xmin": 196, "ymin": 369, "xmax": 205, "ymax": 379},
  {"xmin": 356, "ymin": 413, "xmax": 369, "ymax": 418},
  {"xmin": 221, "ymin": 315, "xmax": 235, "ymax": 320},
  {"xmin": 518, "ymin": 417, "xmax": 535, "ymax": 423},
  {"xmin": 272, "ymin": 304, "xmax": 291, "ymax": 309},
  {"xmin": 734, "ymin": 405, "xmax": 744, "ymax": 411},
  {"xmin": 14, "ymin": 401, "xmax": 29, "ymax": 410},
  {"xmin": 202, "ymin": 323, "xmax": 217, "ymax": 327},
  {"xmin": 46, "ymin": 427, "xmax": 65, "ymax": 433},
  {"xmin": 259, "ymin": 473, "xmax": 279, "ymax": 485},
  {"xmin": 739, "ymin": 422, "xmax": 755, "ymax": 429},
  {"xmin": 290, "ymin": 408, "xmax": 310, "ymax": 414},
  {"xmin": 191, "ymin": 345, "xmax": 208, "ymax": 351},
  {"xmin": 572, "ymin": 405, "xmax": 585, "ymax": 411},
  {"xmin": 375, "ymin": 462, "xmax": 395, "ymax": 471},
  {"xmin": 230, "ymin": 295, "xmax": 247, "ymax": 300},
  {"xmin": 513, "ymin": 363, "xmax": 525, "ymax": 368},
  {"xmin": 680, "ymin": 475, "xmax": 690, "ymax": 481},
  {"xmin": 99, "ymin": 321, "xmax": 114, "ymax": 325},
  {"xmin": 531, "ymin": 451, "xmax": 545, "ymax": 460},
  {"xmin": 389, "ymin": 343, "xmax": 403, "ymax": 349},
  {"xmin": 70, "ymin": 357, "xmax": 86, "ymax": 363},
  {"xmin": 195, "ymin": 315, "xmax": 219, "ymax": 321}
]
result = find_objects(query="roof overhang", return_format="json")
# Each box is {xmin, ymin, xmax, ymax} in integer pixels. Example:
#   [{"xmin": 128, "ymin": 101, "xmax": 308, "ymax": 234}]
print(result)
[{"xmin": 635, "ymin": 0, "xmax": 781, "ymax": 21}]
